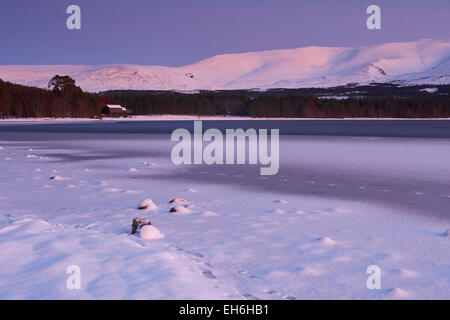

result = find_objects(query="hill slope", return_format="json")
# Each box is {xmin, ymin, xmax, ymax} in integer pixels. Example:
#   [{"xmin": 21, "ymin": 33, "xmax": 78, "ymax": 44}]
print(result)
[{"xmin": 0, "ymin": 39, "xmax": 449, "ymax": 92}]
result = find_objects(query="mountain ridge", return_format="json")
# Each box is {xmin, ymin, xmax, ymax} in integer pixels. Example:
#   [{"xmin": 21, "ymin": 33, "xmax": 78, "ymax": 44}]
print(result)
[{"xmin": 0, "ymin": 39, "xmax": 449, "ymax": 92}]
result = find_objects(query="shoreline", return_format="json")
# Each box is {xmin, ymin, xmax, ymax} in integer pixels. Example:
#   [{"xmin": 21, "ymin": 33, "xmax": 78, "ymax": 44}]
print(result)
[{"xmin": 1, "ymin": 114, "xmax": 450, "ymax": 124}]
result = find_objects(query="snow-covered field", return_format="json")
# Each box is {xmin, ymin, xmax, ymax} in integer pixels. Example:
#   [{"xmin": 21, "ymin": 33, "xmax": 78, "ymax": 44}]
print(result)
[{"xmin": 0, "ymin": 127, "xmax": 449, "ymax": 299}]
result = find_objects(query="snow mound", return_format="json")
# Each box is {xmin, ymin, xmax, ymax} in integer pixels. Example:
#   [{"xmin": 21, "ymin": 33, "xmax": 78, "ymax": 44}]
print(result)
[
  {"xmin": 139, "ymin": 225, "xmax": 164, "ymax": 240},
  {"xmin": 50, "ymin": 175, "xmax": 67, "ymax": 181},
  {"xmin": 273, "ymin": 209, "xmax": 286, "ymax": 214},
  {"xmin": 275, "ymin": 199, "xmax": 288, "ymax": 204},
  {"xmin": 138, "ymin": 198, "xmax": 157, "ymax": 210},
  {"xmin": 170, "ymin": 206, "xmax": 192, "ymax": 215},
  {"xmin": 128, "ymin": 168, "xmax": 138, "ymax": 173},
  {"xmin": 0, "ymin": 146, "xmax": 3, "ymax": 150},
  {"xmin": 387, "ymin": 288, "xmax": 411, "ymax": 299},
  {"xmin": 185, "ymin": 188, "xmax": 197, "ymax": 193},
  {"xmin": 201, "ymin": 211, "xmax": 219, "ymax": 217},
  {"xmin": 397, "ymin": 269, "xmax": 418, "ymax": 279},
  {"xmin": 316, "ymin": 236, "xmax": 337, "ymax": 246},
  {"xmin": 102, "ymin": 187, "xmax": 121, "ymax": 193},
  {"xmin": 299, "ymin": 267, "xmax": 322, "ymax": 276}
]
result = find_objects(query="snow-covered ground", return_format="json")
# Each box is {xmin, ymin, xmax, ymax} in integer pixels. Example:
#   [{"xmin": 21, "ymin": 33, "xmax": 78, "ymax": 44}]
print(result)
[{"xmin": 0, "ymin": 129, "xmax": 449, "ymax": 299}]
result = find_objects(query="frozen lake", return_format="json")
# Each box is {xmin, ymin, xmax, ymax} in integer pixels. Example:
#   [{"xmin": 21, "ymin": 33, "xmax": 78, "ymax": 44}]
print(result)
[
  {"xmin": 0, "ymin": 120, "xmax": 449, "ymax": 299},
  {"xmin": 1, "ymin": 119, "xmax": 450, "ymax": 137}
]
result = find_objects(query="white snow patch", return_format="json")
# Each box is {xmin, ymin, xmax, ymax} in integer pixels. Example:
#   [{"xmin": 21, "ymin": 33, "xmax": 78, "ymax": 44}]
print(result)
[
  {"xmin": 140, "ymin": 225, "xmax": 164, "ymax": 240},
  {"xmin": 316, "ymin": 236, "xmax": 337, "ymax": 246},
  {"xmin": 201, "ymin": 211, "xmax": 219, "ymax": 217},
  {"xmin": 102, "ymin": 187, "xmax": 121, "ymax": 193},
  {"xmin": 387, "ymin": 288, "xmax": 411, "ymax": 299},
  {"xmin": 298, "ymin": 267, "xmax": 323, "ymax": 277}
]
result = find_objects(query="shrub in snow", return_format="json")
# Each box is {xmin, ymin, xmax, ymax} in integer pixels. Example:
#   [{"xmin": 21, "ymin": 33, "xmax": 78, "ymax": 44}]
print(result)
[
  {"xmin": 138, "ymin": 198, "xmax": 157, "ymax": 210},
  {"xmin": 130, "ymin": 218, "xmax": 151, "ymax": 234},
  {"xmin": 169, "ymin": 198, "xmax": 189, "ymax": 206},
  {"xmin": 170, "ymin": 206, "xmax": 191, "ymax": 215},
  {"xmin": 443, "ymin": 229, "xmax": 450, "ymax": 237},
  {"xmin": 140, "ymin": 225, "xmax": 164, "ymax": 240},
  {"xmin": 50, "ymin": 175, "xmax": 64, "ymax": 181}
]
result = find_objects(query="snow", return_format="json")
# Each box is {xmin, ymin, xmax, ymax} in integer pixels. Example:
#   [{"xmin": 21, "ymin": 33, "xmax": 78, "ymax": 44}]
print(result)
[
  {"xmin": 138, "ymin": 199, "xmax": 157, "ymax": 211},
  {"xmin": 420, "ymin": 87, "xmax": 439, "ymax": 93},
  {"xmin": 0, "ymin": 39, "xmax": 449, "ymax": 92},
  {"xmin": 170, "ymin": 206, "xmax": 192, "ymax": 215},
  {"xmin": 169, "ymin": 198, "xmax": 190, "ymax": 206},
  {"xmin": 0, "ymin": 128, "xmax": 449, "ymax": 299},
  {"xmin": 140, "ymin": 225, "xmax": 164, "ymax": 240}
]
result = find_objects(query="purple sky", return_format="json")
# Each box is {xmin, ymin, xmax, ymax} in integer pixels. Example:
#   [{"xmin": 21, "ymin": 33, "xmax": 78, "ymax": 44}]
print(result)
[{"xmin": 0, "ymin": 0, "xmax": 449, "ymax": 66}]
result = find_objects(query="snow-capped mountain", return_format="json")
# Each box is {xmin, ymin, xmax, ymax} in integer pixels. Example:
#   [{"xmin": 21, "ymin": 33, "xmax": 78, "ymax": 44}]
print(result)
[{"xmin": 0, "ymin": 39, "xmax": 449, "ymax": 92}]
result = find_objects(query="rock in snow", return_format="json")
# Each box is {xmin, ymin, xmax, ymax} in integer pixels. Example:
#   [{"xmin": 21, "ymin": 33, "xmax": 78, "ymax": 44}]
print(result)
[
  {"xmin": 138, "ymin": 198, "xmax": 157, "ymax": 210},
  {"xmin": 169, "ymin": 198, "xmax": 189, "ymax": 206},
  {"xmin": 170, "ymin": 206, "xmax": 192, "ymax": 215},
  {"xmin": 130, "ymin": 218, "xmax": 151, "ymax": 235},
  {"xmin": 140, "ymin": 225, "xmax": 164, "ymax": 240},
  {"xmin": 50, "ymin": 175, "xmax": 65, "ymax": 181}
]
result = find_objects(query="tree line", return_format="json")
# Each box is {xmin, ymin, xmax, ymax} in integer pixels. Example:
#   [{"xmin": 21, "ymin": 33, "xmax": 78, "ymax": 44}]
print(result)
[
  {"xmin": 0, "ymin": 76, "xmax": 112, "ymax": 118},
  {"xmin": 108, "ymin": 90, "xmax": 450, "ymax": 118},
  {"xmin": 1, "ymin": 76, "xmax": 449, "ymax": 118}
]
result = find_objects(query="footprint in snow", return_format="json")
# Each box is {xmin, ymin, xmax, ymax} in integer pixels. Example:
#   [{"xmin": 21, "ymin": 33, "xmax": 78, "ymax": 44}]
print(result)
[
  {"xmin": 242, "ymin": 293, "xmax": 260, "ymax": 300},
  {"xmin": 202, "ymin": 270, "xmax": 217, "ymax": 279}
]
